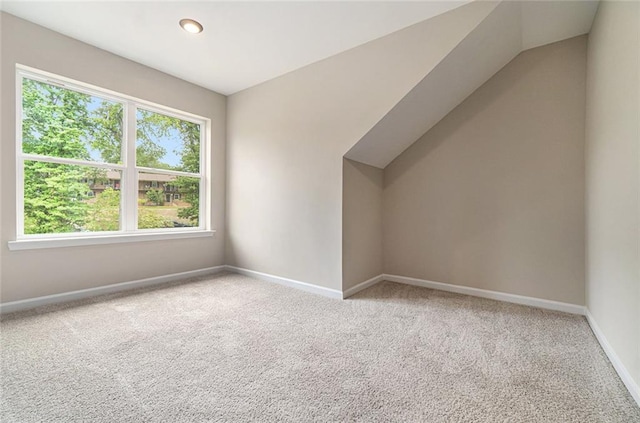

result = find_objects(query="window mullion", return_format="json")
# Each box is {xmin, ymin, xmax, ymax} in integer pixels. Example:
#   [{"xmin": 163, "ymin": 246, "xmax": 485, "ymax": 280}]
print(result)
[
  {"xmin": 123, "ymin": 103, "xmax": 138, "ymax": 232},
  {"xmin": 16, "ymin": 73, "xmax": 25, "ymax": 237},
  {"xmin": 135, "ymin": 166, "xmax": 200, "ymax": 178},
  {"xmin": 20, "ymin": 154, "xmax": 125, "ymax": 170},
  {"xmin": 200, "ymin": 121, "xmax": 208, "ymax": 231},
  {"xmin": 17, "ymin": 66, "xmax": 209, "ymax": 239}
]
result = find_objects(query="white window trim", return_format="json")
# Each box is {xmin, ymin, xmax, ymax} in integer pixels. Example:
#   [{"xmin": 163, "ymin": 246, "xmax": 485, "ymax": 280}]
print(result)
[
  {"xmin": 8, "ymin": 230, "xmax": 216, "ymax": 251},
  {"xmin": 14, "ymin": 64, "xmax": 212, "ymax": 248}
]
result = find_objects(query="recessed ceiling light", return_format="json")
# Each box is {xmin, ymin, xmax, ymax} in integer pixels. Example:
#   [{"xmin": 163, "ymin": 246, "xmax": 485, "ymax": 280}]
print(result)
[{"xmin": 179, "ymin": 18, "xmax": 203, "ymax": 34}]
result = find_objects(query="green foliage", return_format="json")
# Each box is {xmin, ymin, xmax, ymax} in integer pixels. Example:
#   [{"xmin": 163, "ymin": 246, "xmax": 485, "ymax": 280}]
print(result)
[
  {"xmin": 173, "ymin": 120, "xmax": 200, "ymax": 174},
  {"xmin": 173, "ymin": 121, "xmax": 200, "ymax": 223},
  {"xmin": 85, "ymin": 188, "xmax": 120, "ymax": 232},
  {"xmin": 145, "ymin": 189, "xmax": 165, "ymax": 206},
  {"xmin": 134, "ymin": 110, "xmax": 201, "ymax": 223},
  {"xmin": 21, "ymin": 77, "xmax": 202, "ymax": 234},
  {"xmin": 84, "ymin": 189, "xmax": 174, "ymax": 230},
  {"xmin": 89, "ymin": 102, "xmax": 123, "ymax": 164},
  {"xmin": 22, "ymin": 80, "xmax": 93, "ymax": 234},
  {"xmin": 23, "ymin": 162, "xmax": 89, "ymax": 234},
  {"xmin": 136, "ymin": 110, "xmax": 171, "ymax": 169},
  {"xmin": 135, "ymin": 110, "xmax": 200, "ymax": 172},
  {"xmin": 175, "ymin": 176, "xmax": 199, "ymax": 225},
  {"xmin": 138, "ymin": 212, "xmax": 173, "ymax": 229},
  {"xmin": 138, "ymin": 200, "xmax": 173, "ymax": 229},
  {"xmin": 22, "ymin": 79, "xmax": 92, "ymax": 160}
]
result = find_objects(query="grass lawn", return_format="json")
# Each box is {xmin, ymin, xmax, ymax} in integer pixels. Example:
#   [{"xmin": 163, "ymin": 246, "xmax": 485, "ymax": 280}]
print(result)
[{"xmin": 140, "ymin": 204, "xmax": 195, "ymax": 226}]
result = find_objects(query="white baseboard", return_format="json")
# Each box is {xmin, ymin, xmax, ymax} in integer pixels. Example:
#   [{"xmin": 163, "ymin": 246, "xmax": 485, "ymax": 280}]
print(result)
[
  {"xmin": 0, "ymin": 265, "xmax": 227, "ymax": 314},
  {"xmin": 342, "ymin": 274, "xmax": 384, "ymax": 299},
  {"xmin": 225, "ymin": 265, "xmax": 343, "ymax": 299},
  {"xmin": 381, "ymin": 274, "xmax": 639, "ymax": 406},
  {"xmin": 585, "ymin": 310, "xmax": 640, "ymax": 407},
  {"xmin": 383, "ymin": 274, "xmax": 586, "ymax": 315},
  {"xmin": 1, "ymin": 266, "xmax": 586, "ymax": 316},
  {"xmin": 1, "ymin": 264, "xmax": 342, "ymax": 313},
  {"xmin": 5, "ymin": 263, "xmax": 636, "ymax": 408},
  {"xmin": 3, "ymin": 265, "xmax": 637, "ymax": 407}
]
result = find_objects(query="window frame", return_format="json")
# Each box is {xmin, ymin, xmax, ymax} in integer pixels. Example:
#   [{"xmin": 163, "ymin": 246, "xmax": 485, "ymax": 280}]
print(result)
[{"xmin": 11, "ymin": 65, "xmax": 213, "ymax": 250}]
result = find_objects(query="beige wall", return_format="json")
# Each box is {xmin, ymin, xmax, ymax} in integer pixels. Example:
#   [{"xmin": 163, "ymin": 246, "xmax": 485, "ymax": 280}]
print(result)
[
  {"xmin": 0, "ymin": 13, "xmax": 227, "ymax": 303},
  {"xmin": 383, "ymin": 36, "xmax": 587, "ymax": 305},
  {"xmin": 0, "ymin": 14, "xmax": 4, "ymax": 293},
  {"xmin": 342, "ymin": 159, "xmax": 383, "ymax": 290},
  {"xmin": 585, "ymin": 1, "xmax": 640, "ymax": 392},
  {"xmin": 225, "ymin": 2, "xmax": 495, "ymax": 290}
]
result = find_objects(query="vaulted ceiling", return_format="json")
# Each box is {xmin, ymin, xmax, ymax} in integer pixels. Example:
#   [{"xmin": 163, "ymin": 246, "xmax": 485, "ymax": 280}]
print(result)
[
  {"xmin": 345, "ymin": 1, "xmax": 598, "ymax": 168},
  {"xmin": 0, "ymin": 1, "xmax": 597, "ymax": 99},
  {"xmin": 2, "ymin": 1, "xmax": 599, "ymax": 168},
  {"xmin": 0, "ymin": 1, "xmax": 470, "ymax": 95}
]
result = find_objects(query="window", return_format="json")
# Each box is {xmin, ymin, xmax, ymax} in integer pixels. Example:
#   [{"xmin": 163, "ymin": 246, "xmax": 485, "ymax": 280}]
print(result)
[{"xmin": 16, "ymin": 66, "xmax": 209, "ymax": 244}]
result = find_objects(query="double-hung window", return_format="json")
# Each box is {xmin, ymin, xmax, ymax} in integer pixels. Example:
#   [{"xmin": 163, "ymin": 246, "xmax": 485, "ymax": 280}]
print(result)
[{"xmin": 14, "ymin": 66, "xmax": 210, "ymax": 247}]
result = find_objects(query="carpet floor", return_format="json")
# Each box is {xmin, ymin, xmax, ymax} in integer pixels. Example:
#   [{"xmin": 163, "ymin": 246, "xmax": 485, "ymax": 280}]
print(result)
[{"xmin": 1, "ymin": 272, "xmax": 638, "ymax": 422}]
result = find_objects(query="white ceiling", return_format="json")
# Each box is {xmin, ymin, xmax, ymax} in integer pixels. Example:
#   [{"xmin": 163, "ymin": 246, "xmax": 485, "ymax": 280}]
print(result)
[
  {"xmin": 1, "ymin": 1, "xmax": 471, "ymax": 95},
  {"xmin": 2, "ymin": 0, "xmax": 599, "ymax": 168},
  {"xmin": 345, "ymin": 0, "xmax": 599, "ymax": 168},
  {"xmin": 521, "ymin": 1, "xmax": 599, "ymax": 50}
]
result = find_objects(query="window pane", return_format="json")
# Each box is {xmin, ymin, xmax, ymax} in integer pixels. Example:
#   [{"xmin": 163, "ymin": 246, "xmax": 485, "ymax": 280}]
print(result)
[
  {"xmin": 22, "ymin": 78, "xmax": 124, "ymax": 164},
  {"xmin": 136, "ymin": 109, "xmax": 200, "ymax": 172},
  {"xmin": 138, "ymin": 172, "xmax": 200, "ymax": 229},
  {"xmin": 24, "ymin": 161, "xmax": 121, "ymax": 234}
]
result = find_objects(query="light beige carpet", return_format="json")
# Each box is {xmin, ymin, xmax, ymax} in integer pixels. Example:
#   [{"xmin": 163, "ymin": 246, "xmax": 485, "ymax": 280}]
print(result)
[{"xmin": 1, "ymin": 272, "xmax": 638, "ymax": 422}]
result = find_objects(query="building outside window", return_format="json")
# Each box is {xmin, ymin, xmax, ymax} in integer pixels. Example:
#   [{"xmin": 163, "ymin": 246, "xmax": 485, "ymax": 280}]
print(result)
[{"xmin": 16, "ymin": 66, "xmax": 209, "ymax": 239}]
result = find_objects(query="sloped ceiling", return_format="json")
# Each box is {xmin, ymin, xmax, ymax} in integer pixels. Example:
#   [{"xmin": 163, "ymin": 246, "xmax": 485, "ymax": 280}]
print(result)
[
  {"xmin": 0, "ymin": 1, "xmax": 470, "ymax": 95},
  {"xmin": 521, "ymin": 1, "xmax": 599, "ymax": 50},
  {"xmin": 1, "ymin": 0, "xmax": 598, "ymax": 168},
  {"xmin": 345, "ymin": 1, "xmax": 598, "ymax": 169}
]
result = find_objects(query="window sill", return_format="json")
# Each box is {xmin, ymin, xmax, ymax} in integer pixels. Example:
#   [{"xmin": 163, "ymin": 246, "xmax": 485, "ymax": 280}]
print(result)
[{"xmin": 7, "ymin": 230, "xmax": 216, "ymax": 251}]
